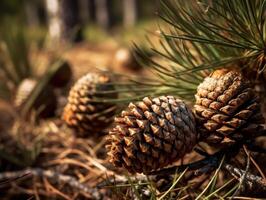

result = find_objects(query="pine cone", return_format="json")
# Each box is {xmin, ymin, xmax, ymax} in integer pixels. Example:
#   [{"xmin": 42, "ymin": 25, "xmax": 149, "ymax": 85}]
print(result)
[
  {"xmin": 14, "ymin": 79, "xmax": 36, "ymax": 108},
  {"xmin": 62, "ymin": 73, "xmax": 117, "ymax": 137},
  {"xmin": 113, "ymin": 48, "xmax": 141, "ymax": 71},
  {"xmin": 194, "ymin": 69, "xmax": 265, "ymax": 145},
  {"xmin": 107, "ymin": 96, "xmax": 197, "ymax": 174},
  {"xmin": 14, "ymin": 78, "xmax": 57, "ymax": 118}
]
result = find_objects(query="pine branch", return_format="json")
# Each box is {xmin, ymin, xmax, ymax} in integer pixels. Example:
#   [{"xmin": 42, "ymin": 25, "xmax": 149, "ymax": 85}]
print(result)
[
  {"xmin": 224, "ymin": 164, "xmax": 266, "ymax": 194},
  {"xmin": 94, "ymin": 0, "xmax": 266, "ymax": 104},
  {"xmin": 104, "ymin": 0, "xmax": 266, "ymax": 103},
  {"xmin": 0, "ymin": 168, "xmax": 102, "ymax": 200},
  {"xmin": 148, "ymin": 134, "xmax": 266, "ymax": 177},
  {"xmin": 147, "ymin": 140, "xmax": 266, "ymax": 195},
  {"xmin": 147, "ymin": 143, "xmax": 237, "ymax": 176}
]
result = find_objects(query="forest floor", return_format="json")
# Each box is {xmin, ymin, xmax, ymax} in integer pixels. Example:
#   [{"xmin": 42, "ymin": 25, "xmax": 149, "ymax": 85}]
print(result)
[
  {"xmin": 0, "ymin": 40, "xmax": 154, "ymax": 199},
  {"xmin": 1, "ymin": 21, "xmax": 266, "ymax": 199}
]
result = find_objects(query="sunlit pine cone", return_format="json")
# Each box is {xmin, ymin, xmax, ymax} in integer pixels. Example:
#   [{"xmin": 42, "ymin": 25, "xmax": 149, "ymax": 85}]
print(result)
[
  {"xmin": 107, "ymin": 96, "xmax": 197, "ymax": 174},
  {"xmin": 194, "ymin": 69, "xmax": 265, "ymax": 145},
  {"xmin": 14, "ymin": 78, "xmax": 57, "ymax": 118},
  {"xmin": 62, "ymin": 72, "xmax": 117, "ymax": 137}
]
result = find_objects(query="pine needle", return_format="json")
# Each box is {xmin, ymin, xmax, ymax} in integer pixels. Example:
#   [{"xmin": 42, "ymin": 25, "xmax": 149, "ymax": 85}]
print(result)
[
  {"xmin": 158, "ymin": 167, "xmax": 188, "ymax": 200},
  {"xmin": 195, "ymin": 155, "xmax": 225, "ymax": 200}
]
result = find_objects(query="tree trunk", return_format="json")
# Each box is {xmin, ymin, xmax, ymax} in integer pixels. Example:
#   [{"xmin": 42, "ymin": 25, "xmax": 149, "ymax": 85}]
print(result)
[
  {"xmin": 45, "ymin": 0, "xmax": 62, "ymax": 44},
  {"xmin": 25, "ymin": 1, "xmax": 40, "ymax": 27},
  {"xmin": 79, "ymin": 0, "xmax": 90, "ymax": 24},
  {"xmin": 88, "ymin": 0, "xmax": 96, "ymax": 22},
  {"xmin": 45, "ymin": 0, "xmax": 81, "ymax": 44},
  {"xmin": 61, "ymin": 0, "xmax": 81, "ymax": 42},
  {"xmin": 95, "ymin": 0, "xmax": 112, "ymax": 31},
  {"xmin": 123, "ymin": 0, "xmax": 138, "ymax": 27}
]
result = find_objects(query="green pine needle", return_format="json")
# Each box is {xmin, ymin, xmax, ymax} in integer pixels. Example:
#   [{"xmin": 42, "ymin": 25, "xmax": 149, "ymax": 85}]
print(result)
[
  {"xmin": 105, "ymin": 0, "xmax": 266, "ymax": 104},
  {"xmin": 158, "ymin": 168, "xmax": 188, "ymax": 200},
  {"xmin": 195, "ymin": 155, "xmax": 225, "ymax": 200}
]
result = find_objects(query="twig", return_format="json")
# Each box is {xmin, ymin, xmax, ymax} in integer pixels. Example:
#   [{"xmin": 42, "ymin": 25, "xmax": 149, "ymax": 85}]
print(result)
[
  {"xmin": 231, "ymin": 145, "xmax": 251, "ymax": 197},
  {"xmin": 98, "ymin": 173, "xmax": 148, "ymax": 188},
  {"xmin": 147, "ymin": 142, "xmax": 266, "ymax": 195},
  {"xmin": 229, "ymin": 197, "xmax": 266, "ymax": 200},
  {"xmin": 247, "ymin": 143, "xmax": 266, "ymax": 154},
  {"xmin": 147, "ymin": 155, "xmax": 219, "ymax": 176},
  {"xmin": 224, "ymin": 164, "xmax": 266, "ymax": 194},
  {"xmin": 0, "ymin": 168, "xmax": 102, "ymax": 200},
  {"xmin": 249, "ymin": 155, "xmax": 266, "ymax": 179},
  {"xmin": 0, "ymin": 172, "xmax": 30, "ymax": 186},
  {"xmin": 148, "ymin": 143, "xmax": 241, "ymax": 176},
  {"xmin": 100, "ymin": 141, "xmax": 266, "ymax": 195},
  {"xmin": 244, "ymin": 144, "xmax": 266, "ymax": 179}
]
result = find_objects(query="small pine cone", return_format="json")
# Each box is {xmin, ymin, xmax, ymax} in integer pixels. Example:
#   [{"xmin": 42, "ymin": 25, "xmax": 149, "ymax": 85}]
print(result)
[
  {"xmin": 14, "ymin": 79, "xmax": 37, "ymax": 108},
  {"xmin": 62, "ymin": 72, "xmax": 117, "ymax": 137},
  {"xmin": 194, "ymin": 69, "xmax": 265, "ymax": 145},
  {"xmin": 107, "ymin": 96, "xmax": 197, "ymax": 174},
  {"xmin": 14, "ymin": 78, "xmax": 57, "ymax": 118},
  {"xmin": 113, "ymin": 48, "xmax": 142, "ymax": 71}
]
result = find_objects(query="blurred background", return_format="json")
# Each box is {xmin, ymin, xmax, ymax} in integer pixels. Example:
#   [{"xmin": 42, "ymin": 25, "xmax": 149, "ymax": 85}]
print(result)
[
  {"xmin": 0, "ymin": 0, "xmax": 160, "ymax": 77},
  {"xmin": 0, "ymin": 0, "xmax": 159, "ymax": 40},
  {"xmin": 0, "ymin": 0, "xmax": 160, "ymax": 119},
  {"xmin": 0, "ymin": 0, "xmax": 159, "ymax": 49}
]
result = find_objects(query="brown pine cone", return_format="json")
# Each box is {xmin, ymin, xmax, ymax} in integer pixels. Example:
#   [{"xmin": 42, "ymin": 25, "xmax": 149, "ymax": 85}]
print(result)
[
  {"xmin": 194, "ymin": 69, "xmax": 265, "ymax": 145},
  {"xmin": 62, "ymin": 72, "xmax": 117, "ymax": 137},
  {"xmin": 14, "ymin": 78, "xmax": 57, "ymax": 118},
  {"xmin": 107, "ymin": 96, "xmax": 197, "ymax": 174}
]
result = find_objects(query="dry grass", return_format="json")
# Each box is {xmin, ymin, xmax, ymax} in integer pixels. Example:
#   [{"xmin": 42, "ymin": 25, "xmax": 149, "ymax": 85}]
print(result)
[
  {"xmin": 0, "ymin": 117, "xmax": 112, "ymax": 199},
  {"xmin": 0, "ymin": 115, "xmax": 199, "ymax": 199},
  {"xmin": 0, "ymin": 37, "xmax": 266, "ymax": 199}
]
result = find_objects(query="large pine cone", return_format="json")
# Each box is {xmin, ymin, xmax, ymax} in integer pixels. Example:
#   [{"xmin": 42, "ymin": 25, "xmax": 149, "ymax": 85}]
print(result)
[
  {"xmin": 194, "ymin": 69, "xmax": 265, "ymax": 145},
  {"xmin": 107, "ymin": 96, "xmax": 197, "ymax": 174},
  {"xmin": 14, "ymin": 78, "xmax": 57, "ymax": 118},
  {"xmin": 62, "ymin": 73, "xmax": 117, "ymax": 137}
]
